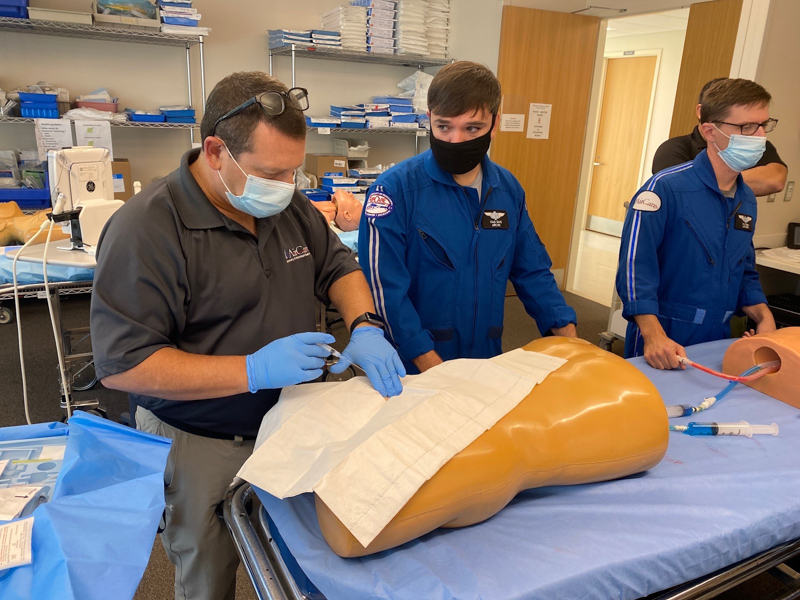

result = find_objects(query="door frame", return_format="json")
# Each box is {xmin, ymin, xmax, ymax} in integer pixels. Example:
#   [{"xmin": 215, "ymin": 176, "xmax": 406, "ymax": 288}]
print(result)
[
  {"xmin": 565, "ymin": 40, "xmax": 662, "ymax": 295},
  {"xmin": 585, "ymin": 49, "xmax": 662, "ymax": 236}
]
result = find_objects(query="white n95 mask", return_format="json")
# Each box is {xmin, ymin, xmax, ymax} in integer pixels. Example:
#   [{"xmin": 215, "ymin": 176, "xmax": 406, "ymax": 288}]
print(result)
[{"xmin": 218, "ymin": 145, "xmax": 295, "ymax": 218}]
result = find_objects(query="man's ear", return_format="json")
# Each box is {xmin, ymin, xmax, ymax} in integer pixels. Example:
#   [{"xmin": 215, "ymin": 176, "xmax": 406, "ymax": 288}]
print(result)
[
  {"xmin": 698, "ymin": 122, "xmax": 716, "ymax": 144},
  {"xmin": 204, "ymin": 136, "xmax": 225, "ymax": 170},
  {"xmin": 695, "ymin": 103, "xmax": 702, "ymax": 120}
]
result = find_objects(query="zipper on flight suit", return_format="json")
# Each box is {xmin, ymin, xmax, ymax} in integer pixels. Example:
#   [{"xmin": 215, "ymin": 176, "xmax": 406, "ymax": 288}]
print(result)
[
  {"xmin": 684, "ymin": 220, "xmax": 715, "ymax": 265},
  {"xmin": 466, "ymin": 186, "xmax": 494, "ymax": 355}
]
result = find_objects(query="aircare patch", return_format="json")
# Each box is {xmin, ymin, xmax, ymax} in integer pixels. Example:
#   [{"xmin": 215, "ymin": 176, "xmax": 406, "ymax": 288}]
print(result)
[
  {"xmin": 364, "ymin": 191, "xmax": 394, "ymax": 218},
  {"xmin": 632, "ymin": 190, "xmax": 661, "ymax": 212}
]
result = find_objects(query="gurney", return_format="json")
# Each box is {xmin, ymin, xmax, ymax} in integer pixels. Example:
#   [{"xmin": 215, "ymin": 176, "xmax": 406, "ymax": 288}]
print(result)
[{"xmin": 223, "ymin": 338, "xmax": 800, "ymax": 600}]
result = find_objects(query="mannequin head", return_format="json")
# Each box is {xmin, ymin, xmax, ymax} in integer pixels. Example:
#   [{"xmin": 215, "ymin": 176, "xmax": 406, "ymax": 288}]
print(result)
[{"xmin": 332, "ymin": 190, "xmax": 363, "ymax": 232}]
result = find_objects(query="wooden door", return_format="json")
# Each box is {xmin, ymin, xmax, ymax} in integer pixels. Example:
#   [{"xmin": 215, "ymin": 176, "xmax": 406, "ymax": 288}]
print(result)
[
  {"xmin": 492, "ymin": 6, "xmax": 600, "ymax": 283},
  {"xmin": 670, "ymin": 0, "xmax": 743, "ymax": 137},
  {"xmin": 586, "ymin": 55, "xmax": 657, "ymax": 235}
]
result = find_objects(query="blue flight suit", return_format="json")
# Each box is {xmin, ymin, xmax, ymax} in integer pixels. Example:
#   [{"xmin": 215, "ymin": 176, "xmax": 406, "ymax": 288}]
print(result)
[
  {"xmin": 359, "ymin": 150, "xmax": 577, "ymax": 373},
  {"xmin": 616, "ymin": 150, "xmax": 767, "ymax": 359}
]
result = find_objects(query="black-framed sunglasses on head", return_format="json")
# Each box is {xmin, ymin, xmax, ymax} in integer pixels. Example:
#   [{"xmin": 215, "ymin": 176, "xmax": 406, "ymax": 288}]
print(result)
[
  {"xmin": 713, "ymin": 118, "xmax": 778, "ymax": 136},
  {"xmin": 210, "ymin": 87, "xmax": 310, "ymax": 137}
]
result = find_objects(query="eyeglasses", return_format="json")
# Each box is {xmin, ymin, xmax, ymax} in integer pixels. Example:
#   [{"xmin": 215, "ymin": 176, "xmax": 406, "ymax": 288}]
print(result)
[
  {"xmin": 210, "ymin": 88, "xmax": 310, "ymax": 137},
  {"xmin": 712, "ymin": 118, "xmax": 778, "ymax": 136}
]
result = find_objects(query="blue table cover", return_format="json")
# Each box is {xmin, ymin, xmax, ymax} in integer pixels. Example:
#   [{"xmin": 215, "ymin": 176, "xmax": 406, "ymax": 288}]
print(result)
[
  {"xmin": 0, "ymin": 412, "xmax": 171, "ymax": 600},
  {"xmin": 257, "ymin": 338, "xmax": 800, "ymax": 600},
  {"xmin": 0, "ymin": 253, "xmax": 95, "ymax": 285}
]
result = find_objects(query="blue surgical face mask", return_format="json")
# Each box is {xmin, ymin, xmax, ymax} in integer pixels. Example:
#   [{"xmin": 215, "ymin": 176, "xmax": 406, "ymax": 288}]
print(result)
[
  {"xmin": 217, "ymin": 145, "xmax": 295, "ymax": 218},
  {"xmin": 712, "ymin": 125, "xmax": 767, "ymax": 172}
]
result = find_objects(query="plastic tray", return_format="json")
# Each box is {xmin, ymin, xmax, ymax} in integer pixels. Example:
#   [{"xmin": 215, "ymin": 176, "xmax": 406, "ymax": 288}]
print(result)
[
  {"xmin": 126, "ymin": 111, "xmax": 166, "ymax": 122},
  {"xmin": 18, "ymin": 92, "xmax": 57, "ymax": 104},
  {"xmin": 0, "ymin": 0, "xmax": 27, "ymax": 18},
  {"xmin": 165, "ymin": 116, "xmax": 196, "ymax": 123},
  {"xmin": 75, "ymin": 100, "xmax": 118, "ymax": 113},
  {"xmin": 160, "ymin": 108, "xmax": 195, "ymax": 118},
  {"xmin": 161, "ymin": 15, "xmax": 197, "ymax": 26},
  {"xmin": 20, "ymin": 106, "xmax": 60, "ymax": 118}
]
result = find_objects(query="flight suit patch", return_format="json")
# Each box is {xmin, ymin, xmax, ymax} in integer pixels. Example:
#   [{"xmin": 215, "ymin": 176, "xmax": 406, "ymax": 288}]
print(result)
[
  {"xmin": 734, "ymin": 213, "xmax": 753, "ymax": 231},
  {"xmin": 481, "ymin": 210, "xmax": 509, "ymax": 230},
  {"xmin": 632, "ymin": 191, "xmax": 661, "ymax": 211}
]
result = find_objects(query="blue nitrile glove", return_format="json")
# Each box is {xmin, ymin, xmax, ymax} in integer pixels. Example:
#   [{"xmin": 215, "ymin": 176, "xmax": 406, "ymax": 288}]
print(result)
[
  {"xmin": 246, "ymin": 332, "xmax": 335, "ymax": 392},
  {"xmin": 329, "ymin": 326, "xmax": 406, "ymax": 397}
]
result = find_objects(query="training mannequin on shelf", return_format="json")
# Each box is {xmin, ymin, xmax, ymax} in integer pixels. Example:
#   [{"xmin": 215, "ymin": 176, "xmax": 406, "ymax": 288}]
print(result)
[
  {"xmin": 0, "ymin": 201, "xmax": 69, "ymax": 246},
  {"xmin": 316, "ymin": 337, "xmax": 669, "ymax": 557}
]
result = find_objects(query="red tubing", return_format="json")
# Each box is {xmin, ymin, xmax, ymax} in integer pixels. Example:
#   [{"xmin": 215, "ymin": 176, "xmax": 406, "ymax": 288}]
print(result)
[{"xmin": 682, "ymin": 359, "xmax": 780, "ymax": 382}]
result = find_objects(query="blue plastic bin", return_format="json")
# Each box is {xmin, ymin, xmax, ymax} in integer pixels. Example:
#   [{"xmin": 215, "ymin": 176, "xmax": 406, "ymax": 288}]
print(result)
[
  {"xmin": 126, "ymin": 111, "xmax": 166, "ymax": 123},
  {"xmin": 160, "ymin": 107, "xmax": 195, "ymax": 118},
  {"xmin": 20, "ymin": 106, "xmax": 60, "ymax": 119},
  {"xmin": 0, "ymin": 188, "xmax": 51, "ymax": 211},
  {"xmin": 18, "ymin": 92, "xmax": 57, "ymax": 104},
  {"xmin": 165, "ymin": 116, "xmax": 196, "ymax": 123},
  {"xmin": 0, "ymin": 0, "xmax": 27, "ymax": 18}
]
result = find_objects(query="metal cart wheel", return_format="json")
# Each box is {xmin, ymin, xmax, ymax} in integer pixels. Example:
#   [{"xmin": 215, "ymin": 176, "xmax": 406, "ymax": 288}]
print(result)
[{"xmin": 0, "ymin": 306, "xmax": 13, "ymax": 325}]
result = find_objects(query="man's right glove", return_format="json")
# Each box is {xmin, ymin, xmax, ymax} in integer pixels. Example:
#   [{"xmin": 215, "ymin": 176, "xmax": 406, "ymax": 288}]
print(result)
[{"xmin": 246, "ymin": 332, "xmax": 335, "ymax": 393}]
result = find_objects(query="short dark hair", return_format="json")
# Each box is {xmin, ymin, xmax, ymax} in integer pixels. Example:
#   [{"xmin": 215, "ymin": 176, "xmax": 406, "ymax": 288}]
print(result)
[
  {"xmin": 200, "ymin": 71, "xmax": 306, "ymax": 157},
  {"xmin": 427, "ymin": 61, "xmax": 501, "ymax": 118},
  {"xmin": 699, "ymin": 78, "xmax": 771, "ymax": 124},
  {"xmin": 698, "ymin": 77, "xmax": 729, "ymax": 104}
]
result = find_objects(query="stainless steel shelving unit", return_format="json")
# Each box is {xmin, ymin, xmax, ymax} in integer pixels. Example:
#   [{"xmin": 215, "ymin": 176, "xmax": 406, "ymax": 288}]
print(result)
[
  {"xmin": 269, "ymin": 43, "xmax": 448, "ymax": 154},
  {"xmin": 0, "ymin": 16, "xmax": 206, "ymax": 141},
  {"xmin": 0, "ymin": 115, "xmax": 197, "ymax": 129}
]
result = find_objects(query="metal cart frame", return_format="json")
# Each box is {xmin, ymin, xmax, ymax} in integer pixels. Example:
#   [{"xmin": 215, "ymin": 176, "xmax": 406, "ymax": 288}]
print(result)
[
  {"xmin": 1, "ymin": 280, "xmax": 102, "ymax": 413},
  {"xmin": 223, "ymin": 481, "xmax": 800, "ymax": 600}
]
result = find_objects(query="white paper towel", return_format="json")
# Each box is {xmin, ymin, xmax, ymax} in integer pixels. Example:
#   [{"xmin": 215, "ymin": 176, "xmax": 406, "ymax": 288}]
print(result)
[{"xmin": 238, "ymin": 348, "xmax": 566, "ymax": 547}]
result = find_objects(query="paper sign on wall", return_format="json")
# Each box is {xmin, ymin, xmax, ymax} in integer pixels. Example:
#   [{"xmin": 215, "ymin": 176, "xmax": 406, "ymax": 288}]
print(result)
[
  {"xmin": 500, "ymin": 114, "xmax": 525, "ymax": 132},
  {"xmin": 526, "ymin": 103, "xmax": 552, "ymax": 140},
  {"xmin": 75, "ymin": 121, "xmax": 114, "ymax": 160},
  {"xmin": 34, "ymin": 119, "xmax": 73, "ymax": 162}
]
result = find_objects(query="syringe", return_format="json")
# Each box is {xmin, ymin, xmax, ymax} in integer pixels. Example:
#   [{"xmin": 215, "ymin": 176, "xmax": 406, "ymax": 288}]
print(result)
[
  {"xmin": 671, "ymin": 421, "xmax": 779, "ymax": 438},
  {"xmin": 317, "ymin": 343, "xmax": 362, "ymax": 371}
]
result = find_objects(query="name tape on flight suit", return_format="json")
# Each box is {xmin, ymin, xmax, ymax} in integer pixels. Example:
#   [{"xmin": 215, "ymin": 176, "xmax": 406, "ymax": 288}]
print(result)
[
  {"xmin": 364, "ymin": 191, "xmax": 394, "ymax": 218},
  {"xmin": 632, "ymin": 191, "xmax": 661, "ymax": 212}
]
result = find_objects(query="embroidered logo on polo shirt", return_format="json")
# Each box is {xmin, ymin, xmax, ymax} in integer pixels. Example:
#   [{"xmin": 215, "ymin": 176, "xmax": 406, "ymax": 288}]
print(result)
[
  {"xmin": 632, "ymin": 191, "xmax": 661, "ymax": 212},
  {"xmin": 734, "ymin": 213, "xmax": 753, "ymax": 232},
  {"xmin": 284, "ymin": 245, "xmax": 311, "ymax": 263},
  {"xmin": 364, "ymin": 191, "xmax": 394, "ymax": 218}
]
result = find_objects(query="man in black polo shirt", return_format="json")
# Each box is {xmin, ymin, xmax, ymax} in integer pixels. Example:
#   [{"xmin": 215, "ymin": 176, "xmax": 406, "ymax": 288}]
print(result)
[
  {"xmin": 90, "ymin": 72, "xmax": 405, "ymax": 600},
  {"xmin": 652, "ymin": 78, "xmax": 787, "ymax": 196}
]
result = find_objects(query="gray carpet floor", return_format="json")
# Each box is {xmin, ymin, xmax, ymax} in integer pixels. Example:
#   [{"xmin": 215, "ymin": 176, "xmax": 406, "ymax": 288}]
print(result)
[{"xmin": 0, "ymin": 292, "xmax": 789, "ymax": 599}]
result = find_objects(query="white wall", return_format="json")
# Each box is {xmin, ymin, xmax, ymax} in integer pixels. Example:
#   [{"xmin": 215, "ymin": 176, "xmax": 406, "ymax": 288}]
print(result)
[
  {"xmin": 604, "ymin": 29, "xmax": 687, "ymax": 184},
  {"xmin": 753, "ymin": 0, "xmax": 800, "ymax": 248}
]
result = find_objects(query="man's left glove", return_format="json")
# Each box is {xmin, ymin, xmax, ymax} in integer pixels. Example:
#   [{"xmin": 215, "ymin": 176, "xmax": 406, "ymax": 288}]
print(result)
[{"xmin": 328, "ymin": 326, "xmax": 406, "ymax": 397}]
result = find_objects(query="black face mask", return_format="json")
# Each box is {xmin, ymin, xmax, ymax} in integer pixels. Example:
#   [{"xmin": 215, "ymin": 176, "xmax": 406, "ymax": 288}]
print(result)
[{"xmin": 429, "ymin": 116, "xmax": 495, "ymax": 175}]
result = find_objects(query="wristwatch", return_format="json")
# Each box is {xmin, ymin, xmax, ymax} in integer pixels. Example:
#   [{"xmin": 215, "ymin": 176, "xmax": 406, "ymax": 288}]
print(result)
[{"xmin": 349, "ymin": 312, "xmax": 385, "ymax": 334}]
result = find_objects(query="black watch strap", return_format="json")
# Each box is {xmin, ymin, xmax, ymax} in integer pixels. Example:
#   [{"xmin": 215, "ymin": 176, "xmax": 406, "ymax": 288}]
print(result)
[{"xmin": 349, "ymin": 312, "xmax": 385, "ymax": 334}]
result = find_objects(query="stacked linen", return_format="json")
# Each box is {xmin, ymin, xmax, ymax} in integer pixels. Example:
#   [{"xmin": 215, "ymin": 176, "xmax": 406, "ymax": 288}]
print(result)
[
  {"xmin": 268, "ymin": 29, "xmax": 313, "ymax": 49},
  {"xmin": 311, "ymin": 29, "xmax": 341, "ymax": 48},
  {"xmin": 330, "ymin": 104, "xmax": 367, "ymax": 128},
  {"xmin": 426, "ymin": 0, "xmax": 450, "ymax": 58},
  {"xmin": 159, "ymin": 0, "xmax": 209, "ymax": 35},
  {"xmin": 352, "ymin": 0, "xmax": 397, "ymax": 54},
  {"xmin": 321, "ymin": 5, "xmax": 368, "ymax": 51},
  {"xmin": 395, "ymin": 0, "xmax": 428, "ymax": 55}
]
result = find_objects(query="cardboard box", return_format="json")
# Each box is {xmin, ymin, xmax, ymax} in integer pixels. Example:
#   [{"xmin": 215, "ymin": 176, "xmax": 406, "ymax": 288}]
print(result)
[
  {"xmin": 111, "ymin": 159, "xmax": 133, "ymax": 201},
  {"xmin": 304, "ymin": 154, "xmax": 348, "ymax": 179}
]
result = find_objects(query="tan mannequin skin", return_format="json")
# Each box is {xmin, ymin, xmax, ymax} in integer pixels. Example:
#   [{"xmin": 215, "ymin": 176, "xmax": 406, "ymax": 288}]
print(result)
[
  {"xmin": 0, "ymin": 202, "xmax": 69, "ymax": 246},
  {"xmin": 317, "ymin": 337, "xmax": 669, "ymax": 557}
]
